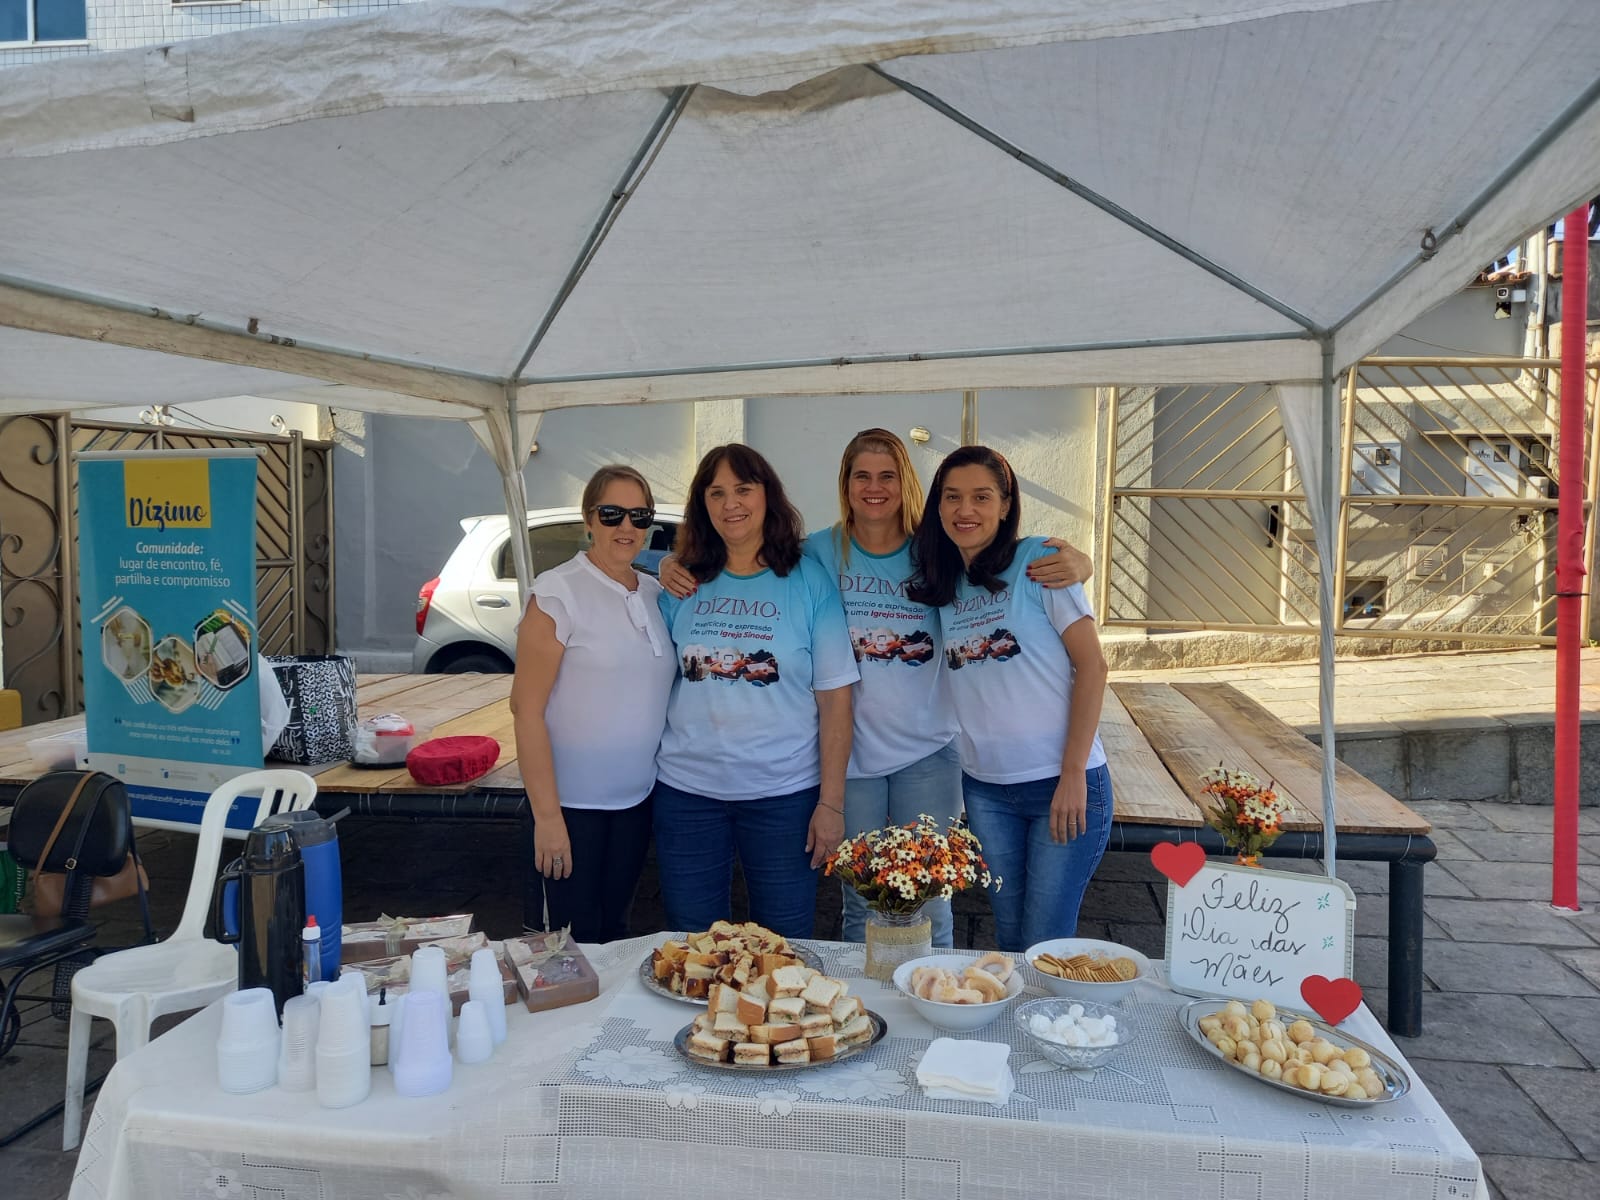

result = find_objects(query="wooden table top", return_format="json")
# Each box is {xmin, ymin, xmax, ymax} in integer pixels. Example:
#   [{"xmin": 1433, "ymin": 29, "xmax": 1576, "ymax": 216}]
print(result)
[{"xmin": 0, "ymin": 674, "xmax": 1429, "ymax": 835}]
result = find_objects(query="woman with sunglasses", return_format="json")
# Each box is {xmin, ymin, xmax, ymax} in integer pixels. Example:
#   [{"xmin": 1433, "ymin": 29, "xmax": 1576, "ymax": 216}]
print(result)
[
  {"xmin": 653, "ymin": 444, "xmax": 858, "ymax": 940},
  {"xmin": 510, "ymin": 464, "xmax": 676, "ymax": 941},
  {"xmin": 662, "ymin": 429, "xmax": 1093, "ymax": 947},
  {"xmin": 907, "ymin": 445, "xmax": 1110, "ymax": 951}
]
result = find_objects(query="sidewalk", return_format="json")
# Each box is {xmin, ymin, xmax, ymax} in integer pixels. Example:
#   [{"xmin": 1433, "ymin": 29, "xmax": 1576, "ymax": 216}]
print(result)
[{"xmin": 4, "ymin": 648, "xmax": 1596, "ymax": 1199}]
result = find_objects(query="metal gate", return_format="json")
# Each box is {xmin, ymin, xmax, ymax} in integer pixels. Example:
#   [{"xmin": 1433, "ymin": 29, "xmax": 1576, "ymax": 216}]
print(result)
[
  {"xmin": 0, "ymin": 417, "xmax": 334, "ymax": 725},
  {"xmin": 1100, "ymin": 359, "xmax": 1600, "ymax": 645}
]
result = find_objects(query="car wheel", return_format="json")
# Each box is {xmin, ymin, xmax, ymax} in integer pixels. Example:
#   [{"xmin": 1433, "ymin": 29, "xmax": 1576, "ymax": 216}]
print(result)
[{"xmin": 439, "ymin": 651, "xmax": 512, "ymax": 674}]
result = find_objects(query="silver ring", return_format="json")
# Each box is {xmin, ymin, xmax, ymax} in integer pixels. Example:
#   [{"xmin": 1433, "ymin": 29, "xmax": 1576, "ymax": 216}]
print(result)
[{"xmin": 552, "ymin": 856, "xmax": 564, "ymax": 866}]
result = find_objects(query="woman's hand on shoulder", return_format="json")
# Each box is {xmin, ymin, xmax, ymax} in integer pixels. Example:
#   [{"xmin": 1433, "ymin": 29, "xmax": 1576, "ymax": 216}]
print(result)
[
  {"xmin": 1026, "ymin": 538, "xmax": 1093, "ymax": 589},
  {"xmin": 659, "ymin": 554, "xmax": 698, "ymax": 599}
]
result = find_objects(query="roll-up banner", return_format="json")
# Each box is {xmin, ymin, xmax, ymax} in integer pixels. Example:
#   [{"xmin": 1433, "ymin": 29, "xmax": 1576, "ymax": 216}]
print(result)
[{"xmin": 77, "ymin": 449, "xmax": 264, "ymax": 832}]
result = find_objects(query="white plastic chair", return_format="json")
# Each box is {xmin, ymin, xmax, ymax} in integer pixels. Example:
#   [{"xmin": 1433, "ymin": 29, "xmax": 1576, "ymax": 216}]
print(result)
[{"xmin": 62, "ymin": 769, "xmax": 318, "ymax": 1149}]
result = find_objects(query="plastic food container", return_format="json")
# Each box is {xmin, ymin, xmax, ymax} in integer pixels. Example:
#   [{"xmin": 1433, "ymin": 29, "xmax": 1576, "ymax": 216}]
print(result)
[
  {"xmin": 352, "ymin": 714, "xmax": 421, "ymax": 766},
  {"xmin": 27, "ymin": 730, "xmax": 89, "ymax": 773}
]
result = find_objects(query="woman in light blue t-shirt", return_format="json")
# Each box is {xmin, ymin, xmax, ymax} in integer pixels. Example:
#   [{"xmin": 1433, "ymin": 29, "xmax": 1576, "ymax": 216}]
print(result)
[
  {"xmin": 801, "ymin": 429, "xmax": 1092, "ymax": 948},
  {"xmin": 654, "ymin": 444, "xmax": 859, "ymax": 941},
  {"xmin": 907, "ymin": 444, "xmax": 1112, "ymax": 951}
]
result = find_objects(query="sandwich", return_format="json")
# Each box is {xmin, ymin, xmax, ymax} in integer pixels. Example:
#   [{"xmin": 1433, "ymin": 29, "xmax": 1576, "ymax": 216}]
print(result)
[
  {"xmin": 797, "ymin": 1011, "xmax": 833, "ymax": 1038},
  {"xmin": 770, "ymin": 965, "xmax": 811, "ymax": 998},
  {"xmin": 830, "ymin": 996, "xmax": 863, "ymax": 1025},
  {"xmin": 801, "ymin": 976, "xmax": 844, "ymax": 1011},
  {"xmin": 733, "ymin": 1041, "xmax": 771, "ymax": 1066},
  {"xmin": 713, "ymin": 1012, "xmax": 750, "ymax": 1042},
  {"xmin": 806, "ymin": 1033, "xmax": 837, "ymax": 1061},
  {"xmin": 736, "ymin": 989, "xmax": 769, "ymax": 1026},
  {"xmin": 688, "ymin": 1031, "xmax": 730, "ymax": 1062},
  {"xmin": 774, "ymin": 1037, "xmax": 811, "ymax": 1065},
  {"xmin": 749, "ymin": 1022, "xmax": 802, "ymax": 1045},
  {"xmin": 768, "ymin": 995, "xmax": 806, "ymax": 1023},
  {"xmin": 837, "ymin": 1014, "xmax": 874, "ymax": 1047}
]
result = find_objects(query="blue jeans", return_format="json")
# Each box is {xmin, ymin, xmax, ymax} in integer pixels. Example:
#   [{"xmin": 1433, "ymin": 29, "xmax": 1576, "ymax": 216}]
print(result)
[
  {"xmin": 961, "ymin": 764, "xmax": 1113, "ymax": 951},
  {"xmin": 652, "ymin": 782, "xmax": 821, "ymax": 941},
  {"xmin": 839, "ymin": 742, "xmax": 963, "ymax": 946}
]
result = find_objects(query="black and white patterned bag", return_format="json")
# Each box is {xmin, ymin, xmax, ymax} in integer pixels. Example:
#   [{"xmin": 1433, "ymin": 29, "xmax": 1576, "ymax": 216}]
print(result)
[{"xmin": 267, "ymin": 655, "xmax": 358, "ymax": 764}]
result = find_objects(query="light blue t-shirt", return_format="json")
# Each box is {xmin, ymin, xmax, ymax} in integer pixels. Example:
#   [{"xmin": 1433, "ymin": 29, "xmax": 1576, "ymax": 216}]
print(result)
[
  {"xmin": 939, "ymin": 536, "xmax": 1107, "ymax": 785},
  {"xmin": 804, "ymin": 526, "xmax": 957, "ymax": 779},
  {"xmin": 656, "ymin": 555, "xmax": 860, "ymax": 801}
]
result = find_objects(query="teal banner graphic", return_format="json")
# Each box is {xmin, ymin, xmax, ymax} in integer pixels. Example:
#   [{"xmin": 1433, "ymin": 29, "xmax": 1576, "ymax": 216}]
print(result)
[{"xmin": 78, "ymin": 450, "xmax": 264, "ymax": 831}]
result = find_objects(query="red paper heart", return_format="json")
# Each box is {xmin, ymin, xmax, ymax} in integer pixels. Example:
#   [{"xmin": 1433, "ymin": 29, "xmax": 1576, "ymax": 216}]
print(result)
[
  {"xmin": 1301, "ymin": 975, "xmax": 1363, "ymax": 1025},
  {"xmin": 1151, "ymin": 841, "xmax": 1207, "ymax": 888}
]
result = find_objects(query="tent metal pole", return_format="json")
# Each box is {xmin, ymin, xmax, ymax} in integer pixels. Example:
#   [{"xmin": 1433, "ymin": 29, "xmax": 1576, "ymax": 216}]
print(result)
[
  {"xmin": 500, "ymin": 387, "xmax": 534, "ymax": 605},
  {"xmin": 868, "ymin": 64, "xmax": 1323, "ymax": 336},
  {"xmin": 1318, "ymin": 337, "xmax": 1340, "ymax": 878},
  {"xmin": 1552, "ymin": 212, "xmax": 1588, "ymax": 913},
  {"xmin": 510, "ymin": 86, "xmax": 693, "ymax": 382},
  {"xmin": 520, "ymin": 329, "xmax": 1312, "ymax": 387}
]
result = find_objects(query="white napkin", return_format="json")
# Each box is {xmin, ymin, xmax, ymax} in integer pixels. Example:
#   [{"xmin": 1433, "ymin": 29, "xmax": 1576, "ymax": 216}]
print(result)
[{"xmin": 915, "ymin": 1038, "xmax": 1015, "ymax": 1107}]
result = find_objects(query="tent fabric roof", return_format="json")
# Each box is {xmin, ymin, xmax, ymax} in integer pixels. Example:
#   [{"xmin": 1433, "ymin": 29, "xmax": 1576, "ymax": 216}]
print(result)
[{"xmin": 2, "ymin": 0, "xmax": 1599, "ymax": 419}]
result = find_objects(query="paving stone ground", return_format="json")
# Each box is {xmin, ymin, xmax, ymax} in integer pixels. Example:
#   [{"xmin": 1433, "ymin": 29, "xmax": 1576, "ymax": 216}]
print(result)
[{"xmin": 4, "ymin": 649, "xmax": 1597, "ymax": 1199}]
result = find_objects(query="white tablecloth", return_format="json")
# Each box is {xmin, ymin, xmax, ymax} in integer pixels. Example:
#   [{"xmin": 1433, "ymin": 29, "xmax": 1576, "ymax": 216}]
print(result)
[{"xmin": 70, "ymin": 937, "xmax": 1485, "ymax": 1200}]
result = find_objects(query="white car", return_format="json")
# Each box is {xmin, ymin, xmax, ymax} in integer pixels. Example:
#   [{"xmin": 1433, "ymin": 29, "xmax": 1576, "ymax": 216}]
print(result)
[{"xmin": 413, "ymin": 506, "xmax": 684, "ymax": 673}]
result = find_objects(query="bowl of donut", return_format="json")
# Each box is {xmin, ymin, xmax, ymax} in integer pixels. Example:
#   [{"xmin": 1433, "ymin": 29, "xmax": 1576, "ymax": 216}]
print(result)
[
  {"xmin": 891, "ymin": 951, "xmax": 1023, "ymax": 1032},
  {"xmin": 1024, "ymin": 937, "xmax": 1153, "ymax": 1004}
]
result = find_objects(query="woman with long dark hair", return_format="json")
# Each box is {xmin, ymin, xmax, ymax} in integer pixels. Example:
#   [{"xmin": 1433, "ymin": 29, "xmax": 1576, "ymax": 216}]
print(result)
[
  {"xmin": 908, "ymin": 445, "xmax": 1111, "ymax": 950},
  {"xmin": 653, "ymin": 444, "xmax": 858, "ymax": 939}
]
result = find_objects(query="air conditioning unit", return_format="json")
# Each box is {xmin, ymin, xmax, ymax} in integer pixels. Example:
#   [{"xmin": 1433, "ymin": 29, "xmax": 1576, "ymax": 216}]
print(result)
[{"xmin": 1406, "ymin": 544, "xmax": 1450, "ymax": 583}]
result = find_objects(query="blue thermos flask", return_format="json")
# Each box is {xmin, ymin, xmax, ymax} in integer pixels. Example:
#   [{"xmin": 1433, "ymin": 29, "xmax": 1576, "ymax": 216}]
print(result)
[{"xmin": 221, "ymin": 809, "xmax": 342, "ymax": 980}]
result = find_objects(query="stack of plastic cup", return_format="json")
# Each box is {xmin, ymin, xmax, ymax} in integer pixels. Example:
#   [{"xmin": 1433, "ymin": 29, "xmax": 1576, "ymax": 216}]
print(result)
[
  {"xmin": 216, "ymin": 988, "xmax": 281, "ymax": 1095},
  {"xmin": 455, "ymin": 1000, "xmax": 494, "ymax": 1064},
  {"xmin": 277, "ymin": 994, "xmax": 320, "ymax": 1092},
  {"xmin": 410, "ymin": 946, "xmax": 449, "ymax": 999},
  {"xmin": 392, "ymin": 988, "xmax": 453, "ymax": 1097},
  {"xmin": 467, "ymin": 948, "xmax": 508, "ymax": 1046},
  {"xmin": 387, "ymin": 993, "xmax": 409, "ymax": 1073},
  {"xmin": 315, "ymin": 975, "xmax": 371, "ymax": 1109}
]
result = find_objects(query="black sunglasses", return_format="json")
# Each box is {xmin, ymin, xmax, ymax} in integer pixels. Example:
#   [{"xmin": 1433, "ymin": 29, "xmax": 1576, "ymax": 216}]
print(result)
[{"xmin": 594, "ymin": 504, "xmax": 655, "ymax": 529}]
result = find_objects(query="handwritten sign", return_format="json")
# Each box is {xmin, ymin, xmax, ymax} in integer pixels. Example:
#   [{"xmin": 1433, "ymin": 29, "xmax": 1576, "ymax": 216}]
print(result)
[{"xmin": 1164, "ymin": 861, "xmax": 1355, "ymax": 1012}]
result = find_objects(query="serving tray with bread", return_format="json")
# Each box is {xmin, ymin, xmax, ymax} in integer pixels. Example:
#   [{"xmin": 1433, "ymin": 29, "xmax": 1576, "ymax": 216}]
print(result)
[
  {"xmin": 644, "ymin": 921, "xmax": 822, "ymax": 1006},
  {"xmin": 674, "ymin": 963, "xmax": 886, "ymax": 1070}
]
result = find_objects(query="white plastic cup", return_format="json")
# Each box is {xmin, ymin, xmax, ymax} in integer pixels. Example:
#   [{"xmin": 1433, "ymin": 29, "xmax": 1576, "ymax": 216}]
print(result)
[
  {"xmin": 278, "ymin": 995, "xmax": 319, "ymax": 1093},
  {"xmin": 392, "ymin": 988, "xmax": 452, "ymax": 1098},
  {"xmin": 217, "ymin": 989, "xmax": 280, "ymax": 1095},
  {"xmin": 455, "ymin": 1000, "xmax": 493, "ymax": 1065},
  {"xmin": 410, "ymin": 946, "xmax": 450, "ymax": 999},
  {"xmin": 467, "ymin": 949, "xmax": 508, "ymax": 1046},
  {"xmin": 315, "ymin": 979, "xmax": 372, "ymax": 1109}
]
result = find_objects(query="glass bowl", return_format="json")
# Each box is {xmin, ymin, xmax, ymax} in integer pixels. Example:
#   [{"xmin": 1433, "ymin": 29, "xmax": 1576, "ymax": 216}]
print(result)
[{"xmin": 1014, "ymin": 997, "xmax": 1138, "ymax": 1071}]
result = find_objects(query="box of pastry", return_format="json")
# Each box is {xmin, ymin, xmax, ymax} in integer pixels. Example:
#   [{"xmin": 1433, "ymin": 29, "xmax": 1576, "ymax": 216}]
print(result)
[
  {"xmin": 344, "ymin": 933, "xmax": 516, "ymax": 1014},
  {"xmin": 339, "ymin": 912, "xmax": 478, "ymax": 963},
  {"xmin": 502, "ymin": 929, "xmax": 600, "ymax": 1013}
]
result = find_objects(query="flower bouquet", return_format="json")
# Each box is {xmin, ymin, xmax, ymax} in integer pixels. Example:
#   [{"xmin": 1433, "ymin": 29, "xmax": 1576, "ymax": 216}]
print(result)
[
  {"xmin": 825, "ymin": 815, "xmax": 999, "ymax": 979},
  {"xmin": 1199, "ymin": 765, "xmax": 1287, "ymax": 866}
]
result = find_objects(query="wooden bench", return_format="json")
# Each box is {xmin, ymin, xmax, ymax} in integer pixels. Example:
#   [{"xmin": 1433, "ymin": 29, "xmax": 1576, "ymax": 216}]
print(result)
[{"xmin": 1106, "ymin": 680, "xmax": 1435, "ymax": 1037}]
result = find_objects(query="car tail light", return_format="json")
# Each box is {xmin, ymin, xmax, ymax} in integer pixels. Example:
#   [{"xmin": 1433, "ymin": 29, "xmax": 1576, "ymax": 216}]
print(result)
[{"xmin": 416, "ymin": 576, "xmax": 440, "ymax": 635}]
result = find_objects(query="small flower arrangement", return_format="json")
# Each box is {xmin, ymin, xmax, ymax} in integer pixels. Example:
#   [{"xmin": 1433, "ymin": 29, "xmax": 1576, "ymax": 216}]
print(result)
[
  {"xmin": 1200, "ymin": 764, "xmax": 1287, "ymax": 864},
  {"xmin": 825, "ymin": 814, "xmax": 999, "ymax": 915}
]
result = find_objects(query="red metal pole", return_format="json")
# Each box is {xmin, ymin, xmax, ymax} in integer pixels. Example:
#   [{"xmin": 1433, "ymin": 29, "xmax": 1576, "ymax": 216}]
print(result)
[{"xmin": 1553, "ymin": 208, "xmax": 1588, "ymax": 912}]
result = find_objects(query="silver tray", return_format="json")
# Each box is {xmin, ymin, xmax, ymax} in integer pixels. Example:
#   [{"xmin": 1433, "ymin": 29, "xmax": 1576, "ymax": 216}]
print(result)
[
  {"xmin": 1178, "ymin": 999, "xmax": 1411, "ymax": 1106},
  {"xmin": 639, "ymin": 940, "xmax": 824, "ymax": 1007},
  {"xmin": 673, "ymin": 1010, "xmax": 888, "ymax": 1071}
]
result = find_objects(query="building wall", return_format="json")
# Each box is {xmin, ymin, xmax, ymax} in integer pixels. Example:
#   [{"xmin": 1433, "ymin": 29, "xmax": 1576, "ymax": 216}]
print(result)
[{"xmin": 0, "ymin": 0, "xmax": 408, "ymax": 67}]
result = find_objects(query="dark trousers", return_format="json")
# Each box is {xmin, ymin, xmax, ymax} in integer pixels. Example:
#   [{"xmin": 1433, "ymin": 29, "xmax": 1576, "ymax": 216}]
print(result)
[{"xmin": 522, "ymin": 795, "xmax": 653, "ymax": 943}]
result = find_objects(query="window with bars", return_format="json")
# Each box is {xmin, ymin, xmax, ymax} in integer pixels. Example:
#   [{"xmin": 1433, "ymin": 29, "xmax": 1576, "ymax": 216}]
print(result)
[{"xmin": 0, "ymin": 0, "xmax": 86, "ymax": 43}]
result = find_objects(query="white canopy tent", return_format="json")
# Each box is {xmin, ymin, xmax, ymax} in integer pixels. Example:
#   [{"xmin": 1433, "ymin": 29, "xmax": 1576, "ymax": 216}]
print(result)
[{"xmin": 5, "ymin": 0, "xmax": 1600, "ymax": 868}]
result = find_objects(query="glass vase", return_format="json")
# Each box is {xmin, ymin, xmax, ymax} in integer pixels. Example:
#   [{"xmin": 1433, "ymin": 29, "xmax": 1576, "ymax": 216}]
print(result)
[{"xmin": 863, "ymin": 905, "xmax": 932, "ymax": 981}]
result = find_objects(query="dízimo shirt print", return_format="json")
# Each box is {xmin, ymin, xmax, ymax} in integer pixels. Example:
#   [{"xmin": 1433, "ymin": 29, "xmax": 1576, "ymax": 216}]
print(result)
[
  {"xmin": 804, "ymin": 526, "xmax": 957, "ymax": 779},
  {"xmin": 939, "ymin": 535, "xmax": 1107, "ymax": 784},
  {"xmin": 656, "ymin": 555, "xmax": 859, "ymax": 801}
]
